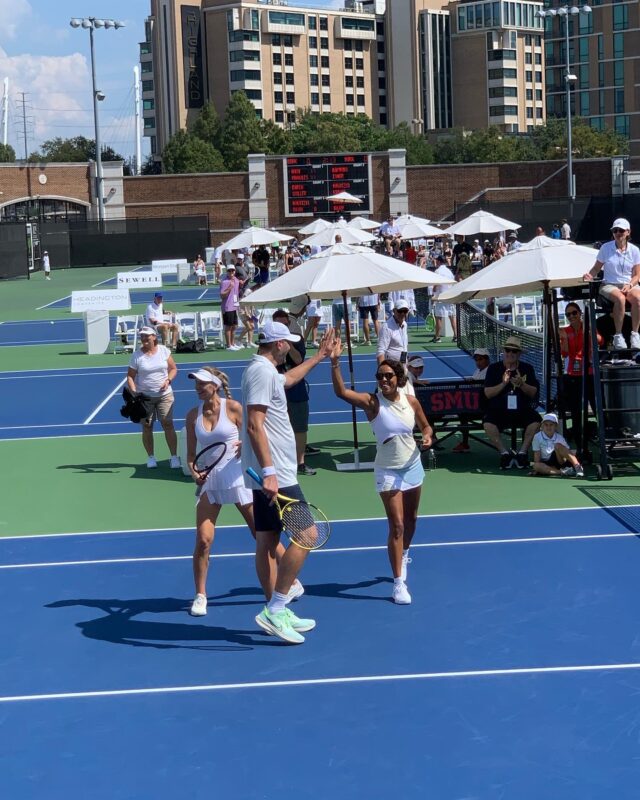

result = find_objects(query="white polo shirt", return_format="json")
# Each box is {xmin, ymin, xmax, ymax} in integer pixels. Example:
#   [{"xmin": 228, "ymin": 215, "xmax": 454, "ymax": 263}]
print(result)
[
  {"xmin": 377, "ymin": 315, "xmax": 408, "ymax": 362},
  {"xmin": 532, "ymin": 430, "xmax": 569, "ymax": 461},
  {"xmin": 145, "ymin": 301, "xmax": 163, "ymax": 326},
  {"xmin": 241, "ymin": 355, "xmax": 298, "ymax": 488},
  {"xmin": 596, "ymin": 240, "xmax": 640, "ymax": 285}
]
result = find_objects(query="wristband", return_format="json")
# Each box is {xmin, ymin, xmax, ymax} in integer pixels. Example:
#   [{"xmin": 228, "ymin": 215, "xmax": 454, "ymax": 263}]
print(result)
[{"xmin": 261, "ymin": 466, "xmax": 276, "ymax": 478}]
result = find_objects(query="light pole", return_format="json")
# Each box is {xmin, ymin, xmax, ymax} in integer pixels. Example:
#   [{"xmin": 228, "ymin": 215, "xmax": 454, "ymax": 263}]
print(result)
[
  {"xmin": 536, "ymin": 4, "xmax": 591, "ymax": 202},
  {"xmin": 70, "ymin": 17, "xmax": 125, "ymax": 224}
]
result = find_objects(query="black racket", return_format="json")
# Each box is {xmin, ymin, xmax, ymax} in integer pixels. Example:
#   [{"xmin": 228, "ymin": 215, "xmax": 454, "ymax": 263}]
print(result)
[
  {"xmin": 246, "ymin": 467, "xmax": 331, "ymax": 550},
  {"xmin": 192, "ymin": 441, "xmax": 227, "ymax": 496}
]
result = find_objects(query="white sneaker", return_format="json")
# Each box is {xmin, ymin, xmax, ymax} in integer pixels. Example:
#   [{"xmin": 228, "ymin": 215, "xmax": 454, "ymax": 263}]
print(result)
[
  {"xmin": 401, "ymin": 553, "xmax": 412, "ymax": 582},
  {"xmin": 230, "ymin": 344, "xmax": 242, "ymax": 351},
  {"xmin": 170, "ymin": 455, "xmax": 181, "ymax": 469},
  {"xmin": 613, "ymin": 333, "xmax": 628, "ymax": 350},
  {"xmin": 287, "ymin": 579, "xmax": 305, "ymax": 602},
  {"xmin": 146, "ymin": 456, "xmax": 157, "ymax": 469},
  {"xmin": 631, "ymin": 331, "xmax": 640, "ymax": 350},
  {"xmin": 190, "ymin": 593, "xmax": 207, "ymax": 616},
  {"xmin": 392, "ymin": 581, "xmax": 412, "ymax": 604}
]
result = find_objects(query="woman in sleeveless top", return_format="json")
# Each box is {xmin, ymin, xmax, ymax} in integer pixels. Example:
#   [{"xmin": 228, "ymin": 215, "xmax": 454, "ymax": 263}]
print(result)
[{"xmin": 330, "ymin": 341, "xmax": 433, "ymax": 605}]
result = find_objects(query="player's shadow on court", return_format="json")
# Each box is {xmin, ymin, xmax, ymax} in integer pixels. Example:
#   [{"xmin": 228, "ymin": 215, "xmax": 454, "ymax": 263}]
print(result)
[
  {"xmin": 45, "ymin": 596, "xmax": 279, "ymax": 650},
  {"xmin": 209, "ymin": 577, "xmax": 391, "ymax": 604},
  {"xmin": 57, "ymin": 463, "xmax": 187, "ymax": 480}
]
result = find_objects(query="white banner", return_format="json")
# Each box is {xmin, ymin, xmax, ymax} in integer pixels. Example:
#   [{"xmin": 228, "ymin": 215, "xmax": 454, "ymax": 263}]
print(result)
[
  {"xmin": 117, "ymin": 271, "xmax": 163, "ymax": 288},
  {"xmin": 151, "ymin": 264, "xmax": 179, "ymax": 275},
  {"xmin": 71, "ymin": 289, "xmax": 131, "ymax": 313}
]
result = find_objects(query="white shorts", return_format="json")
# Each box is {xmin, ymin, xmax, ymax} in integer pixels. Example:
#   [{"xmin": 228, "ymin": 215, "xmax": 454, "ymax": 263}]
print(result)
[
  {"xmin": 374, "ymin": 456, "xmax": 424, "ymax": 493},
  {"xmin": 199, "ymin": 485, "xmax": 252, "ymax": 507},
  {"xmin": 433, "ymin": 301, "xmax": 455, "ymax": 318}
]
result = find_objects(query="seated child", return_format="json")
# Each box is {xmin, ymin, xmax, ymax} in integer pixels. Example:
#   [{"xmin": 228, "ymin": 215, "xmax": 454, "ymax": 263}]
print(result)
[{"xmin": 531, "ymin": 413, "xmax": 584, "ymax": 477}]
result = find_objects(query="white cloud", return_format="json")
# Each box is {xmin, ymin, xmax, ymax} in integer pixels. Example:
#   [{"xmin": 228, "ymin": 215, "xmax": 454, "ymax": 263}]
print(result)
[{"xmin": 0, "ymin": 0, "xmax": 32, "ymax": 39}]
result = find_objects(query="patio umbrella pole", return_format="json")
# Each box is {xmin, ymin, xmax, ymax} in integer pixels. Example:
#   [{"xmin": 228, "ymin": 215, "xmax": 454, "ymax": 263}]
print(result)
[{"xmin": 342, "ymin": 289, "xmax": 360, "ymax": 469}]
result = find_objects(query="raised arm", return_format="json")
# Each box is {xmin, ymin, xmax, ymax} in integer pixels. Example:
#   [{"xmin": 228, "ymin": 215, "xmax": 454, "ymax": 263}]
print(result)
[
  {"xmin": 329, "ymin": 338, "xmax": 378, "ymax": 415},
  {"xmin": 283, "ymin": 328, "xmax": 335, "ymax": 388}
]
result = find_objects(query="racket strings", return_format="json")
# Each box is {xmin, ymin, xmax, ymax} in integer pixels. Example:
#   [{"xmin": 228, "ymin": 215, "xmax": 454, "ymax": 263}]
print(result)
[{"xmin": 281, "ymin": 502, "xmax": 330, "ymax": 549}]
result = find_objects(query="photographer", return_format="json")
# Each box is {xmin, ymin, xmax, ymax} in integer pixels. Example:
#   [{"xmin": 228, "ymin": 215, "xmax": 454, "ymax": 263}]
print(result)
[{"xmin": 482, "ymin": 336, "xmax": 541, "ymax": 470}]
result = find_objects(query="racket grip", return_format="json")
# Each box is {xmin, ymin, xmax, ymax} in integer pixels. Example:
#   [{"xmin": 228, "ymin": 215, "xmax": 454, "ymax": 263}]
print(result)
[{"xmin": 246, "ymin": 467, "xmax": 264, "ymax": 486}]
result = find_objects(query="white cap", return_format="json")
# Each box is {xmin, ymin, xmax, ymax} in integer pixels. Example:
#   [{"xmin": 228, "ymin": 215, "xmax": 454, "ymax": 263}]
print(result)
[
  {"xmin": 542, "ymin": 413, "xmax": 559, "ymax": 424},
  {"xmin": 236, "ymin": 253, "xmax": 245, "ymax": 259},
  {"xmin": 407, "ymin": 356, "xmax": 424, "ymax": 368},
  {"xmin": 394, "ymin": 299, "xmax": 410, "ymax": 311},
  {"xmin": 138, "ymin": 326, "xmax": 157, "ymax": 336},
  {"xmin": 188, "ymin": 369, "xmax": 222, "ymax": 387},
  {"xmin": 611, "ymin": 218, "xmax": 631, "ymax": 231},
  {"xmin": 473, "ymin": 348, "xmax": 490, "ymax": 357},
  {"xmin": 258, "ymin": 320, "xmax": 301, "ymax": 344}
]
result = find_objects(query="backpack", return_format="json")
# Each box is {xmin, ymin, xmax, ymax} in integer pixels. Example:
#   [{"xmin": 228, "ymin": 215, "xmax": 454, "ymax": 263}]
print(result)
[{"xmin": 175, "ymin": 338, "xmax": 206, "ymax": 353}]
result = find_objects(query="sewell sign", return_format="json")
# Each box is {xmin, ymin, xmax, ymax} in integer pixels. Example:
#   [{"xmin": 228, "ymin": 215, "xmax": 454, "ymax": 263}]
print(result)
[{"xmin": 117, "ymin": 271, "xmax": 163, "ymax": 288}]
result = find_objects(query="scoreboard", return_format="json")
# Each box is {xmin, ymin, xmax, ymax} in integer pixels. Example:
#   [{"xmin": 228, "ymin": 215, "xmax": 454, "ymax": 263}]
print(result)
[{"xmin": 283, "ymin": 153, "xmax": 372, "ymax": 217}]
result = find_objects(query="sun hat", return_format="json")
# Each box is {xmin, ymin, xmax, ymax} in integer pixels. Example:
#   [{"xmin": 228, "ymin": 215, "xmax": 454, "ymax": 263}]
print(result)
[
  {"xmin": 611, "ymin": 218, "xmax": 631, "ymax": 231},
  {"xmin": 473, "ymin": 348, "xmax": 490, "ymax": 357},
  {"xmin": 258, "ymin": 320, "xmax": 301, "ymax": 344},
  {"xmin": 542, "ymin": 413, "xmax": 559, "ymax": 425},
  {"xmin": 407, "ymin": 356, "xmax": 424, "ymax": 368},
  {"xmin": 188, "ymin": 369, "xmax": 222, "ymax": 387},
  {"xmin": 138, "ymin": 326, "xmax": 157, "ymax": 336},
  {"xmin": 503, "ymin": 335, "xmax": 522, "ymax": 351}
]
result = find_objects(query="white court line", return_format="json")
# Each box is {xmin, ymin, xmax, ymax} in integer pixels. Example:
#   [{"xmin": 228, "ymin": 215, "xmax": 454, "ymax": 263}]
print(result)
[
  {"xmin": 2, "ymin": 661, "xmax": 640, "ymax": 704},
  {"xmin": 83, "ymin": 378, "xmax": 127, "ymax": 424},
  {"xmin": 1, "ymin": 339, "xmax": 80, "ymax": 347},
  {"xmin": 0, "ymin": 531, "xmax": 638, "ymax": 570},
  {"xmin": 36, "ymin": 295, "xmax": 71, "ymax": 311},
  {"xmin": 197, "ymin": 288, "xmax": 208, "ymax": 300},
  {"xmin": 0, "ymin": 504, "xmax": 634, "ymax": 541}
]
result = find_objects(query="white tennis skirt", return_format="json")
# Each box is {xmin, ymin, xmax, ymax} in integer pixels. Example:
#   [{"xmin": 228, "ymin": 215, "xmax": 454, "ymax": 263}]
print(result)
[
  {"xmin": 199, "ymin": 484, "xmax": 252, "ymax": 507},
  {"xmin": 374, "ymin": 456, "xmax": 425, "ymax": 493}
]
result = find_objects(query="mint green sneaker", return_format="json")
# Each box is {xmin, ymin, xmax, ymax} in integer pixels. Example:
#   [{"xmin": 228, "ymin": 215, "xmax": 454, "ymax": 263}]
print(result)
[
  {"xmin": 284, "ymin": 607, "xmax": 316, "ymax": 633},
  {"xmin": 255, "ymin": 606, "xmax": 305, "ymax": 644}
]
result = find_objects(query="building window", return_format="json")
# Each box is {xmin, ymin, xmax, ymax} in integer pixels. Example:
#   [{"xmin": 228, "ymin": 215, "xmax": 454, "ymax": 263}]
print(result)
[
  {"xmin": 341, "ymin": 17, "xmax": 375, "ymax": 32},
  {"xmin": 320, "ymin": 38, "xmax": 329, "ymax": 50},
  {"xmin": 378, "ymin": 77, "xmax": 386, "ymax": 89},
  {"xmin": 319, "ymin": 17, "xmax": 328, "ymax": 31},
  {"xmin": 357, "ymin": 95, "xmax": 365, "ymax": 106},
  {"xmin": 345, "ymin": 75, "xmax": 353, "ymax": 88},
  {"xmin": 525, "ymin": 70, "xmax": 533, "ymax": 82},
  {"xmin": 244, "ymin": 89, "xmax": 262, "ymax": 101},
  {"xmin": 535, "ymin": 71, "xmax": 542, "ymax": 83},
  {"xmin": 526, "ymin": 88, "xmax": 533, "ymax": 100},
  {"xmin": 599, "ymin": 90, "xmax": 605, "ymax": 115},
  {"xmin": 273, "ymin": 73, "xmax": 282, "ymax": 85},
  {"xmin": 598, "ymin": 62, "xmax": 605, "ymax": 87},
  {"xmin": 229, "ymin": 30, "xmax": 259, "ymax": 43},
  {"xmin": 345, "ymin": 57, "xmax": 353, "ymax": 70},
  {"xmin": 311, "ymin": 92, "xmax": 319, "ymax": 105},
  {"xmin": 285, "ymin": 54, "xmax": 294, "ymax": 66},
  {"xmin": 141, "ymin": 62, "xmax": 152, "ymax": 73},
  {"xmin": 615, "ymin": 88, "xmax": 625, "ymax": 113},
  {"xmin": 356, "ymin": 76, "xmax": 364, "ymax": 88},
  {"xmin": 346, "ymin": 94, "xmax": 354, "ymax": 106},
  {"xmin": 579, "ymin": 64, "xmax": 589, "ymax": 89},
  {"xmin": 489, "ymin": 86, "xmax": 518, "ymax": 98},
  {"xmin": 579, "ymin": 37, "xmax": 589, "ymax": 61},
  {"xmin": 525, "ymin": 52, "xmax": 532, "ymax": 64},
  {"xmin": 268, "ymin": 10, "xmax": 305, "ymax": 27},
  {"xmin": 534, "ymin": 53, "xmax": 542, "ymax": 65},
  {"xmin": 275, "ymin": 110, "xmax": 284, "ymax": 123},
  {"xmin": 536, "ymin": 89, "xmax": 542, "ymax": 101},
  {"xmin": 142, "ymin": 80, "xmax": 154, "ymax": 91},
  {"xmin": 488, "ymin": 68, "xmax": 517, "ymax": 79},
  {"xmin": 309, "ymin": 55, "xmax": 318, "ymax": 68},
  {"xmin": 321, "ymin": 56, "xmax": 329, "ymax": 68},
  {"xmin": 355, "ymin": 40, "xmax": 364, "ymax": 52},
  {"xmin": 536, "ymin": 107, "xmax": 543, "ymax": 119},
  {"xmin": 378, "ymin": 59, "xmax": 385, "ymax": 72},
  {"xmin": 613, "ymin": 4, "xmax": 628, "ymax": 30},
  {"xmin": 274, "ymin": 91, "xmax": 283, "ymax": 103},
  {"xmin": 597, "ymin": 33, "xmax": 604, "ymax": 60},
  {"xmin": 310, "ymin": 74, "xmax": 319, "ymax": 86},
  {"xmin": 489, "ymin": 105, "xmax": 518, "ymax": 117},
  {"xmin": 143, "ymin": 117, "xmax": 155, "ymax": 129},
  {"xmin": 308, "ymin": 16, "xmax": 317, "ymax": 30},
  {"xmin": 321, "ymin": 74, "xmax": 330, "ymax": 87},
  {"xmin": 285, "ymin": 73, "xmax": 294, "ymax": 85},
  {"xmin": 273, "ymin": 53, "xmax": 281, "ymax": 66},
  {"xmin": 580, "ymin": 92, "xmax": 590, "ymax": 116},
  {"xmin": 355, "ymin": 58, "xmax": 364, "ymax": 70},
  {"xmin": 309, "ymin": 36, "xmax": 317, "ymax": 49},
  {"xmin": 230, "ymin": 69, "xmax": 261, "ymax": 81},
  {"xmin": 380, "ymin": 112, "xmax": 387, "ymax": 125},
  {"xmin": 615, "ymin": 115, "xmax": 629, "ymax": 137},
  {"xmin": 579, "ymin": 13, "xmax": 593, "ymax": 34},
  {"xmin": 614, "ymin": 60, "xmax": 624, "ymax": 86},
  {"xmin": 613, "ymin": 32, "xmax": 624, "ymax": 59},
  {"xmin": 343, "ymin": 38, "xmax": 353, "ymax": 50},
  {"xmin": 322, "ymin": 92, "xmax": 330, "ymax": 104},
  {"xmin": 286, "ymin": 91, "xmax": 295, "ymax": 104},
  {"xmin": 526, "ymin": 107, "xmax": 533, "ymax": 118},
  {"xmin": 143, "ymin": 99, "xmax": 155, "ymax": 110}
]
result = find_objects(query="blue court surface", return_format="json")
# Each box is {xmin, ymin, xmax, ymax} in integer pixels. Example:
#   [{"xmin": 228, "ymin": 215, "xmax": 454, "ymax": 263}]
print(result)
[
  {"xmin": 2, "ymin": 509, "xmax": 640, "ymax": 799},
  {"xmin": 0, "ymin": 351, "xmax": 470, "ymax": 440}
]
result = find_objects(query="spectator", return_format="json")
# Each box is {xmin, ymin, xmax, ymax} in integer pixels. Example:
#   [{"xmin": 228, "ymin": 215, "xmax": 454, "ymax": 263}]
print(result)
[
  {"xmin": 507, "ymin": 232, "xmax": 522, "ymax": 252},
  {"xmin": 483, "ymin": 335, "xmax": 541, "ymax": 469},
  {"xmin": 452, "ymin": 348, "xmax": 490, "ymax": 453},
  {"xmin": 550, "ymin": 224, "xmax": 561, "ymax": 240},
  {"xmin": 357, "ymin": 293, "xmax": 381, "ymax": 345},
  {"xmin": 452, "ymin": 235, "xmax": 473, "ymax": 268},
  {"xmin": 471, "ymin": 240, "xmax": 483, "ymax": 270},
  {"xmin": 42, "ymin": 250, "xmax": 51, "ymax": 279},
  {"xmin": 304, "ymin": 297, "xmax": 322, "ymax": 348},
  {"xmin": 272, "ymin": 306, "xmax": 318, "ymax": 476},
  {"xmin": 431, "ymin": 256, "xmax": 457, "ymax": 343},
  {"xmin": 561, "ymin": 218, "xmax": 571, "ymax": 240},
  {"xmin": 535, "ymin": 226, "xmax": 547, "ymax": 237},
  {"xmin": 193, "ymin": 254, "xmax": 207, "ymax": 286},
  {"xmin": 583, "ymin": 218, "xmax": 640, "ymax": 349},
  {"xmin": 531, "ymin": 413, "xmax": 584, "ymax": 477},
  {"xmin": 220, "ymin": 265, "xmax": 242, "ymax": 351},
  {"xmin": 145, "ymin": 292, "xmax": 179, "ymax": 350},
  {"xmin": 377, "ymin": 299, "xmax": 410, "ymax": 364},
  {"xmin": 126, "ymin": 326, "xmax": 180, "ymax": 470},
  {"xmin": 389, "ymin": 289, "xmax": 416, "ymax": 316},
  {"xmin": 403, "ymin": 355, "xmax": 429, "ymax": 397},
  {"xmin": 482, "ymin": 239, "xmax": 493, "ymax": 267},
  {"xmin": 379, "ymin": 216, "xmax": 402, "ymax": 255},
  {"xmin": 252, "ymin": 245, "xmax": 271, "ymax": 286}
]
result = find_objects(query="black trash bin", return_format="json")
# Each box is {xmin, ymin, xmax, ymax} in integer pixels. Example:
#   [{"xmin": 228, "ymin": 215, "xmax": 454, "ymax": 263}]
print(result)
[{"xmin": 600, "ymin": 363, "xmax": 640, "ymax": 438}]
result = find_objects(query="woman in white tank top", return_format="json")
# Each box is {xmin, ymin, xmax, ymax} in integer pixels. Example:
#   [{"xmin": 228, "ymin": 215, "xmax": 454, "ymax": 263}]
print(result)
[
  {"xmin": 329, "ymin": 340, "xmax": 433, "ymax": 605},
  {"xmin": 185, "ymin": 367, "xmax": 289, "ymax": 617}
]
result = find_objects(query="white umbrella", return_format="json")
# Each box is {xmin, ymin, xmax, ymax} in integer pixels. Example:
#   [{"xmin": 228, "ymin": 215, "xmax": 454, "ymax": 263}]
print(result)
[
  {"xmin": 347, "ymin": 216, "xmax": 381, "ymax": 231},
  {"xmin": 444, "ymin": 209, "xmax": 521, "ymax": 237},
  {"xmin": 394, "ymin": 213, "xmax": 431, "ymax": 226},
  {"xmin": 439, "ymin": 236, "xmax": 597, "ymax": 303},
  {"xmin": 326, "ymin": 191, "xmax": 363, "ymax": 204},
  {"xmin": 219, "ymin": 225, "xmax": 293, "ymax": 252},
  {"xmin": 298, "ymin": 218, "xmax": 332, "ymax": 235},
  {"xmin": 243, "ymin": 242, "xmax": 450, "ymax": 469},
  {"xmin": 396, "ymin": 218, "xmax": 446, "ymax": 240},
  {"xmin": 301, "ymin": 221, "xmax": 375, "ymax": 248}
]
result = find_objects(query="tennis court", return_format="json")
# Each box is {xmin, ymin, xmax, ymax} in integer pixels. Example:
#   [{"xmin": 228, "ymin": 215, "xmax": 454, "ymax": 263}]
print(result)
[{"xmin": 2, "ymin": 268, "xmax": 640, "ymax": 799}]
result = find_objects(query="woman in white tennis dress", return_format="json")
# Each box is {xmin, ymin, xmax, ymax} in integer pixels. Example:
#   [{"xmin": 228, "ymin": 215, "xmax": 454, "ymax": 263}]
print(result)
[{"xmin": 329, "ymin": 341, "xmax": 433, "ymax": 605}]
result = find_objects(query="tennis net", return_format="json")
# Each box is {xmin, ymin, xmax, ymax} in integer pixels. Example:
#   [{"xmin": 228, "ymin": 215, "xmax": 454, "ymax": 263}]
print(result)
[{"xmin": 457, "ymin": 301, "xmax": 556, "ymax": 409}]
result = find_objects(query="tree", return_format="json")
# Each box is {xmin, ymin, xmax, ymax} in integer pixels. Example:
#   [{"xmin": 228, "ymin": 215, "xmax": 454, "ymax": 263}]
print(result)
[
  {"xmin": 384, "ymin": 122, "xmax": 433, "ymax": 165},
  {"xmin": 259, "ymin": 118, "xmax": 292, "ymax": 155},
  {"xmin": 219, "ymin": 91, "xmax": 265, "ymax": 171},
  {"xmin": 290, "ymin": 111, "xmax": 386, "ymax": 154},
  {"xmin": 190, "ymin": 101, "xmax": 222, "ymax": 152},
  {"xmin": 30, "ymin": 136, "xmax": 126, "ymax": 163},
  {"xmin": 0, "ymin": 142, "xmax": 16, "ymax": 162},
  {"xmin": 141, "ymin": 155, "xmax": 162, "ymax": 175},
  {"xmin": 530, "ymin": 117, "xmax": 627, "ymax": 159},
  {"xmin": 162, "ymin": 129, "xmax": 226, "ymax": 173}
]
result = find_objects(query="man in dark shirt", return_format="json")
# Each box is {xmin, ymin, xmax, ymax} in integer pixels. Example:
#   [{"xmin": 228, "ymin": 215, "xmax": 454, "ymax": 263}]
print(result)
[
  {"xmin": 483, "ymin": 335, "xmax": 541, "ymax": 469},
  {"xmin": 452, "ymin": 235, "xmax": 473, "ymax": 268},
  {"xmin": 252, "ymin": 245, "xmax": 271, "ymax": 286}
]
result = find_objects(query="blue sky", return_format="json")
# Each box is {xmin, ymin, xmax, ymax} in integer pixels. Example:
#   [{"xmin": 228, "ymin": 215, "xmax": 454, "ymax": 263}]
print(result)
[{"xmin": 0, "ymin": 0, "xmax": 342, "ymax": 160}]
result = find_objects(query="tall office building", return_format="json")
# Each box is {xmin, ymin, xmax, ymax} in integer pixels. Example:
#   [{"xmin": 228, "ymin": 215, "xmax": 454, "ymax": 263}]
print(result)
[
  {"xmin": 449, "ymin": 0, "xmax": 546, "ymax": 133},
  {"xmin": 543, "ymin": 0, "xmax": 640, "ymax": 153},
  {"xmin": 141, "ymin": 0, "xmax": 379, "ymax": 160}
]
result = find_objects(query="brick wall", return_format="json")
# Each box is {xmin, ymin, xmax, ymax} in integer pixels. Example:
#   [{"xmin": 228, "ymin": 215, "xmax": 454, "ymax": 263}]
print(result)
[{"xmin": 0, "ymin": 163, "xmax": 91, "ymax": 206}]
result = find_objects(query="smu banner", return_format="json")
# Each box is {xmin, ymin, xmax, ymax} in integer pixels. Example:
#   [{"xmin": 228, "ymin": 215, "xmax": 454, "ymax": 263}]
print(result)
[
  {"xmin": 117, "ymin": 271, "xmax": 163, "ymax": 288},
  {"xmin": 415, "ymin": 381, "xmax": 485, "ymax": 419}
]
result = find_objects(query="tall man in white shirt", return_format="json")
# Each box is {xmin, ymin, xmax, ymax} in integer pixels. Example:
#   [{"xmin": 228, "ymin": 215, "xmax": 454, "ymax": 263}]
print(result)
[
  {"xmin": 377, "ymin": 299, "xmax": 410, "ymax": 364},
  {"xmin": 145, "ymin": 292, "xmax": 179, "ymax": 349}
]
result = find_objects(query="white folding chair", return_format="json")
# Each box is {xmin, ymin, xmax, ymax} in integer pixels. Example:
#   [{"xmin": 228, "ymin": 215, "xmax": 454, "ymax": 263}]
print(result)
[
  {"xmin": 113, "ymin": 315, "xmax": 139, "ymax": 354},
  {"xmin": 199, "ymin": 311, "xmax": 224, "ymax": 349},
  {"xmin": 175, "ymin": 312, "xmax": 200, "ymax": 342}
]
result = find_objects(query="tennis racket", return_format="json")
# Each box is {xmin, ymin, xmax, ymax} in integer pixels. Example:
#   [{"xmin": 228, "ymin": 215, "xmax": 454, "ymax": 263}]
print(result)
[
  {"xmin": 424, "ymin": 311, "xmax": 436, "ymax": 334},
  {"xmin": 192, "ymin": 441, "xmax": 227, "ymax": 496},
  {"xmin": 246, "ymin": 467, "xmax": 331, "ymax": 550}
]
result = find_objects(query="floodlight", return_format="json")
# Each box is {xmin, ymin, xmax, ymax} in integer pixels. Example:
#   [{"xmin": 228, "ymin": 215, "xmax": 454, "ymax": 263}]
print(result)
[{"xmin": 69, "ymin": 18, "xmax": 82, "ymax": 27}]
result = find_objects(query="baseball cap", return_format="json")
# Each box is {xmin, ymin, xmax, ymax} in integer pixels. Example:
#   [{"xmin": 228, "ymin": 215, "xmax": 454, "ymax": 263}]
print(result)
[
  {"xmin": 258, "ymin": 320, "xmax": 301, "ymax": 344},
  {"xmin": 138, "ymin": 326, "xmax": 157, "ymax": 336},
  {"xmin": 226, "ymin": 265, "xmax": 236, "ymax": 271},
  {"xmin": 236, "ymin": 253, "xmax": 245, "ymax": 260},
  {"xmin": 188, "ymin": 369, "xmax": 222, "ymax": 387},
  {"xmin": 611, "ymin": 218, "xmax": 631, "ymax": 231},
  {"xmin": 154, "ymin": 292, "xmax": 163, "ymax": 297},
  {"xmin": 508, "ymin": 232, "xmax": 517, "ymax": 239},
  {"xmin": 394, "ymin": 299, "xmax": 410, "ymax": 311},
  {"xmin": 473, "ymin": 348, "xmax": 490, "ymax": 358},
  {"xmin": 542, "ymin": 413, "xmax": 559, "ymax": 425},
  {"xmin": 407, "ymin": 356, "xmax": 424, "ymax": 368}
]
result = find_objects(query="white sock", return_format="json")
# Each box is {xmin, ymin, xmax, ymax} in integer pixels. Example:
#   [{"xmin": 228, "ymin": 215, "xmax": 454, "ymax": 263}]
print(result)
[
  {"xmin": 402, "ymin": 548, "xmax": 410, "ymax": 559},
  {"xmin": 267, "ymin": 591, "xmax": 287, "ymax": 615},
  {"xmin": 393, "ymin": 577, "xmax": 405, "ymax": 586}
]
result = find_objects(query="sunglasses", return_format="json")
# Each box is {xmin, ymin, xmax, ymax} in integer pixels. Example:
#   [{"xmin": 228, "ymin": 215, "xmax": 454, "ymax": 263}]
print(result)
[
  {"xmin": 612, "ymin": 228, "xmax": 626, "ymax": 234},
  {"xmin": 504, "ymin": 347, "xmax": 520, "ymax": 353},
  {"xmin": 395, "ymin": 309, "xmax": 409, "ymax": 315},
  {"xmin": 566, "ymin": 310, "xmax": 580, "ymax": 318},
  {"xmin": 375, "ymin": 372, "xmax": 396, "ymax": 381}
]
